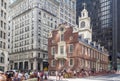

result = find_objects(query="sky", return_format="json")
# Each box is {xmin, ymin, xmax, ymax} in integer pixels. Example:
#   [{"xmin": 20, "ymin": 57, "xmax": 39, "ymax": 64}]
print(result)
[{"xmin": 10, "ymin": 0, "xmax": 15, "ymax": 3}]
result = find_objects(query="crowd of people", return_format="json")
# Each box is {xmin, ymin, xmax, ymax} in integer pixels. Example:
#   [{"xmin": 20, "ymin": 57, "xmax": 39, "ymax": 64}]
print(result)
[
  {"xmin": 0, "ymin": 70, "xmax": 49, "ymax": 81},
  {"xmin": 54, "ymin": 69, "xmax": 115, "ymax": 80},
  {"xmin": 55, "ymin": 69, "xmax": 89, "ymax": 80},
  {"xmin": 0, "ymin": 69, "xmax": 118, "ymax": 81}
]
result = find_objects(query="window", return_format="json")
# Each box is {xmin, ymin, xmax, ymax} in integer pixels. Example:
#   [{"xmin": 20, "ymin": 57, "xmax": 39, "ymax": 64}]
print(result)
[
  {"xmin": 43, "ymin": 54, "xmax": 45, "ymax": 58},
  {"xmin": 1, "ymin": 21, "xmax": 3, "ymax": 27},
  {"xmin": 1, "ymin": 10, "xmax": 3, "ymax": 17},
  {"xmin": 60, "ymin": 46, "xmax": 64, "ymax": 54},
  {"xmin": 0, "ymin": 52, "xmax": 4, "ymax": 63},
  {"xmin": 4, "ymin": 23, "xmax": 6, "ymax": 29},
  {"xmin": 60, "ymin": 34, "xmax": 64, "ymax": 41},
  {"xmin": 51, "ymin": 47, "xmax": 56, "ymax": 55},
  {"xmin": 3, "ymin": 33, "xmax": 5, "ymax": 39},
  {"xmin": 14, "ymin": 63, "xmax": 18, "ymax": 70},
  {"xmin": 0, "ymin": 31, "xmax": 2, "ymax": 38},
  {"xmin": 3, "ymin": 42, "xmax": 5, "ymax": 49},
  {"xmin": 51, "ymin": 23, "xmax": 53, "ymax": 28},
  {"xmin": 1, "ymin": 0, "xmax": 3, "ymax": 6},
  {"xmin": 69, "ymin": 44, "xmax": 74, "ymax": 53},
  {"xmin": 24, "ymin": 61, "xmax": 28, "ymax": 70},
  {"xmin": 69, "ymin": 59, "xmax": 74, "ymax": 66},
  {"xmin": 60, "ymin": 59, "xmax": 64, "ymax": 67},
  {"xmin": 31, "ymin": 63, "xmax": 33, "ymax": 70},
  {"xmin": 81, "ymin": 46, "xmax": 84, "ymax": 54},
  {"xmin": 38, "ymin": 53, "xmax": 40, "ymax": 57},
  {"xmin": 4, "ymin": 2, "xmax": 6, "ymax": 9},
  {"xmin": 51, "ymin": 60, "xmax": 55, "ymax": 67}
]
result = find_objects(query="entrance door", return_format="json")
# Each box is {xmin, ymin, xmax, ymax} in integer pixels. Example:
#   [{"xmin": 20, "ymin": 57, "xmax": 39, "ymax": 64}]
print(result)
[{"xmin": 38, "ymin": 63, "xmax": 41, "ymax": 71}]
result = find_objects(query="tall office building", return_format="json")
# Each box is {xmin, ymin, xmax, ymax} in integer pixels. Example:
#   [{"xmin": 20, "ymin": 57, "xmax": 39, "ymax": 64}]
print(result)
[
  {"xmin": 56, "ymin": 0, "xmax": 76, "ymax": 26},
  {"xmin": 9, "ymin": 0, "xmax": 59, "ymax": 71},
  {"xmin": 76, "ymin": 0, "xmax": 120, "ymax": 70},
  {"xmin": 9, "ymin": 0, "xmax": 77, "ymax": 71},
  {"xmin": 0, "ymin": 0, "xmax": 9, "ymax": 71}
]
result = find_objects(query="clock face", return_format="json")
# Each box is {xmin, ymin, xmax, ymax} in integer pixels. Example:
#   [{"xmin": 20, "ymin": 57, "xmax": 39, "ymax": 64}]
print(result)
[{"xmin": 81, "ymin": 21, "xmax": 85, "ymax": 28}]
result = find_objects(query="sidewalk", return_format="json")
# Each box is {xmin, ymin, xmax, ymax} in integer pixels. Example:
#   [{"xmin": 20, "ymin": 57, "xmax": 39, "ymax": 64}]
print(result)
[{"xmin": 48, "ymin": 76, "xmax": 103, "ymax": 81}]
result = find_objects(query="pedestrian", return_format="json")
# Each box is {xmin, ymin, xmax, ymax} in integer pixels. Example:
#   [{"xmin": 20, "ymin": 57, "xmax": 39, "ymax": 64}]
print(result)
[
  {"xmin": 37, "ymin": 71, "xmax": 40, "ymax": 81},
  {"xmin": 58, "ymin": 72, "xmax": 62, "ymax": 80},
  {"xmin": 0, "ymin": 71, "xmax": 6, "ymax": 81},
  {"xmin": 55, "ymin": 71, "xmax": 58, "ymax": 80},
  {"xmin": 73, "ymin": 70, "xmax": 76, "ymax": 78},
  {"xmin": 40, "ymin": 71, "xmax": 44, "ymax": 81},
  {"xmin": 25, "ymin": 72, "xmax": 29, "ymax": 80},
  {"xmin": 13, "ymin": 73, "xmax": 19, "ymax": 81},
  {"xmin": 18, "ymin": 71, "xmax": 23, "ymax": 81}
]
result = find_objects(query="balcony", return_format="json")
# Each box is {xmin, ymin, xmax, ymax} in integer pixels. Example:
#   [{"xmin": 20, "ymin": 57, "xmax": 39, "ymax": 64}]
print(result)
[{"xmin": 55, "ymin": 54, "xmax": 67, "ymax": 60}]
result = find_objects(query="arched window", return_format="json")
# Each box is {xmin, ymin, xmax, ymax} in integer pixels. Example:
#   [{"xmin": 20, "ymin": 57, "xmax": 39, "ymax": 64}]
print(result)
[{"xmin": 83, "ymin": 13, "xmax": 85, "ymax": 17}]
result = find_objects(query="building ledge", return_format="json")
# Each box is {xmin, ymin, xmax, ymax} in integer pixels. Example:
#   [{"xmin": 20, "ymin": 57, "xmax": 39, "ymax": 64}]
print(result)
[{"xmin": 55, "ymin": 54, "xmax": 67, "ymax": 60}]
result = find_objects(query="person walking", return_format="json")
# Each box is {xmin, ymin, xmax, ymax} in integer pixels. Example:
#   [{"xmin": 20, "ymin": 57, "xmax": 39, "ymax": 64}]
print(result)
[
  {"xmin": 40, "ymin": 71, "xmax": 44, "ymax": 81},
  {"xmin": 24, "ymin": 72, "xmax": 29, "ymax": 80},
  {"xmin": 58, "ymin": 71, "xmax": 62, "ymax": 80},
  {"xmin": 0, "ymin": 71, "xmax": 6, "ymax": 81},
  {"xmin": 18, "ymin": 71, "xmax": 23, "ymax": 81},
  {"xmin": 55, "ymin": 71, "xmax": 58, "ymax": 80}
]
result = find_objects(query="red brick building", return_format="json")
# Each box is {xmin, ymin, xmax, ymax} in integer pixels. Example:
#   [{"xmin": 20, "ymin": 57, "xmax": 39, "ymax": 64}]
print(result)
[
  {"xmin": 48, "ymin": 24, "xmax": 109, "ymax": 75},
  {"xmin": 48, "ymin": 8, "xmax": 109, "ymax": 75}
]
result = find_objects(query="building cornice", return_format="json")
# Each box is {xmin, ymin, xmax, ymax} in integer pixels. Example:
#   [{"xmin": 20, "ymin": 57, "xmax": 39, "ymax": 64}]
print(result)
[
  {"xmin": 79, "ymin": 40, "xmax": 108, "ymax": 56},
  {"xmin": 78, "ymin": 29, "xmax": 92, "ymax": 33},
  {"xmin": 9, "ymin": 48, "xmax": 48, "ymax": 55},
  {"xmin": 50, "ymin": 0, "xmax": 59, "ymax": 6},
  {"xmin": 9, "ymin": 0, "xmax": 23, "ymax": 8}
]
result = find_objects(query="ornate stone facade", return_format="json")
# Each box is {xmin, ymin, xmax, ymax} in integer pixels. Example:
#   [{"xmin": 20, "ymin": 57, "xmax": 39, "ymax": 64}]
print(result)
[{"xmin": 0, "ymin": 0, "xmax": 8, "ymax": 72}]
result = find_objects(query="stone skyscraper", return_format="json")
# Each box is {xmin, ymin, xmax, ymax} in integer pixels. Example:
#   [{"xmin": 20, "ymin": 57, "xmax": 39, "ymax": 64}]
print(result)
[
  {"xmin": 9, "ymin": 0, "xmax": 77, "ymax": 71},
  {"xmin": 0, "ymin": 0, "xmax": 9, "ymax": 71}
]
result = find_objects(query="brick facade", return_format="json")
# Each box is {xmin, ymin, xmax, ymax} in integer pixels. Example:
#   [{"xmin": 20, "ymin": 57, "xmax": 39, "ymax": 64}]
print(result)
[{"xmin": 48, "ymin": 24, "xmax": 109, "ymax": 75}]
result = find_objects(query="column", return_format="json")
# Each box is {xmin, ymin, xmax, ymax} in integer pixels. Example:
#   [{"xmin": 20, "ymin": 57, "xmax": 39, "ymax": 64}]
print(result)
[
  {"xmin": 23, "ymin": 61, "xmax": 25, "ymax": 70},
  {"xmin": 40, "ymin": 62, "xmax": 43, "ymax": 71},
  {"xmin": 33, "ymin": 59, "xmax": 38, "ymax": 70},
  {"xmin": 28, "ymin": 62, "xmax": 31, "ymax": 70},
  {"xmin": 17, "ymin": 62, "xmax": 19, "ymax": 70}
]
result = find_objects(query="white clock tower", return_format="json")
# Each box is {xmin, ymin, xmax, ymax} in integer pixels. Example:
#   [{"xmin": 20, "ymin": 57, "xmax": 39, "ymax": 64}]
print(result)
[{"xmin": 78, "ymin": 3, "xmax": 92, "ymax": 42}]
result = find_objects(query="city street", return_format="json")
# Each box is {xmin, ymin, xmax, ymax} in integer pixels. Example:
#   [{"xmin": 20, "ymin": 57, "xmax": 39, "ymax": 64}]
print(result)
[{"xmin": 48, "ymin": 74, "xmax": 120, "ymax": 81}]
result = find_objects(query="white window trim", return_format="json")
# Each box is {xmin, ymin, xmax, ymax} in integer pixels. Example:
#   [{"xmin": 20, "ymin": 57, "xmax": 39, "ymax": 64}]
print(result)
[
  {"xmin": 51, "ymin": 60, "xmax": 55, "ymax": 67},
  {"xmin": 68, "ymin": 44, "xmax": 74, "ymax": 53},
  {"xmin": 51, "ymin": 47, "xmax": 55, "ymax": 55},
  {"xmin": 69, "ymin": 58, "xmax": 74, "ymax": 66}
]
